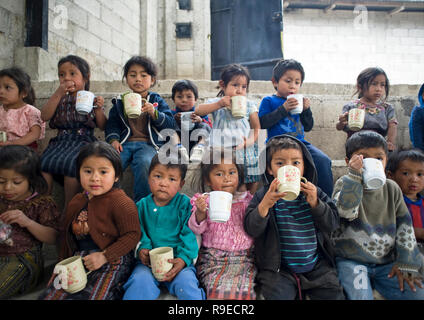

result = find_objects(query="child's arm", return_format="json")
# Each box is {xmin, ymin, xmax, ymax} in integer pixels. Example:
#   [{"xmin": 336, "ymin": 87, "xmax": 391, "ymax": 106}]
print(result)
[
  {"xmin": 195, "ymin": 96, "xmax": 230, "ymax": 117},
  {"xmin": 93, "ymin": 96, "xmax": 106, "ymax": 130},
  {"xmin": 0, "ymin": 125, "xmax": 41, "ymax": 147},
  {"xmin": 258, "ymin": 97, "xmax": 289, "ymax": 129},
  {"xmin": 41, "ymin": 81, "xmax": 74, "ymax": 121},
  {"xmin": 299, "ymin": 107, "xmax": 314, "ymax": 132},
  {"xmin": 336, "ymin": 104, "xmax": 351, "ymax": 131},
  {"xmin": 0, "ymin": 210, "xmax": 58, "ymax": 244},
  {"xmin": 414, "ymin": 227, "xmax": 424, "ymax": 241},
  {"xmin": 148, "ymin": 96, "xmax": 177, "ymax": 130},
  {"xmin": 386, "ymin": 122, "xmax": 397, "ymax": 151},
  {"xmin": 236, "ymin": 112, "xmax": 261, "ymax": 149}
]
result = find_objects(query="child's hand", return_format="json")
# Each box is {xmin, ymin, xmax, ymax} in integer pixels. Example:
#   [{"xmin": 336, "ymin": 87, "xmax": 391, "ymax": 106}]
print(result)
[
  {"xmin": 162, "ymin": 257, "xmax": 186, "ymax": 282},
  {"xmin": 301, "ymin": 181, "xmax": 318, "ymax": 208},
  {"xmin": 0, "ymin": 210, "xmax": 33, "ymax": 228},
  {"xmin": 174, "ymin": 112, "xmax": 182, "ymax": 124},
  {"xmin": 139, "ymin": 248, "xmax": 150, "ymax": 266},
  {"xmin": 111, "ymin": 140, "xmax": 123, "ymax": 153},
  {"xmin": 57, "ymin": 80, "xmax": 76, "ymax": 96},
  {"xmin": 218, "ymin": 96, "xmax": 231, "ymax": 109},
  {"xmin": 336, "ymin": 112, "xmax": 349, "ymax": 130},
  {"xmin": 191, "ymin": 113, "xmax": 202, "ymax": 123},
  {"xmin": 258, "ymin": 178, "xmax": 286, "ymax": 217},
  {"xmin": 94, "ymin": 96, "xmax": 105, "ymax": 109},
  {"xmin": 387, "ymin": 141, "xmax": 396, "ymax": 152},
  {"xmin": 303, "ymin": 97, "xmax": 311, "ymax": 110},
  {"xmin": 348, "ymin": 154, "xmax": 363, "ymax": 173},
  {"xmin": 283, "ymin": 97, "xmax": 300, "ymax": 113},
  {"xmin": 142, "ymin": 102, "xmax": 156, "ymax": 118},
  {"xmin": 83, "ymin": 252, "xmax": 107, "ymax": 271},
  {"xmin": 195, "ymin": 195, "xmax": 208, "ymax": 224},
  {"xmin": 388, "ymin": 265, "xmax": 423, "ymax": 292}
]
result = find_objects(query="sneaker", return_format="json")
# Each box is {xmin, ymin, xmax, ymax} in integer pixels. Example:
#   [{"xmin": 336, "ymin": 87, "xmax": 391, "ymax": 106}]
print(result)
[
  {"xmin": 190, "ymin": 144, "xmax": 205, "ymax": 163},
  {"xmin": 177, "ymin": 144, "xmax": 189, "ymax": 163}
]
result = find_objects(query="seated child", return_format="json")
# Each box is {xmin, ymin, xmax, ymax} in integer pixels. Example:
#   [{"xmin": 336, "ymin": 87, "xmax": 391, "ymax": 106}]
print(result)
[
  {"xmin": 409, "ymin": 83, "xmax": 424, "ymax": 151},
  {"xmin": 244, "ymin": 134, "xmax": 345, "ymax": 300},
  {"xmin": 123, "ymin": 152, "xmax": 205, "ymax": 300},
  {"xmin": 171, "ymin": 79, "xmax": 211, "ymax": 162},
  {"xmin": 387, "ymin": 148, "xmax": 424, "ymax": 255},
  {"xmin": 332, "ymin": 131, "xmax": 424, "ymax": 300},
  {"xmin": 258, "ymin": 59, "xmax": 333, "ymax": 197},
  {"xmin": 189, "ymin": 147, "xmax": 257, "ymax": 300}
]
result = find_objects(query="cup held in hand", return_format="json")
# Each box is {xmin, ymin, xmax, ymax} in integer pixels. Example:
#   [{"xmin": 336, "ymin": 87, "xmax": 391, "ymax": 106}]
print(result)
[
  {"xmin": 206, "ymin": 191, "xmax": 233, "ymax": 223},
  {"xmin": 75, "ymin": 91, "xmax": 95, "ymax": 115},
  {"xmin": 287, "ymin": 94, "xmax": 304, "ymax": 115},
  {"xmin": 277, "ymin": 165, "xmax": 308, "ymax": 201},
  {"xmin": 362, "ymin": 158, "xmax": 386, "ymax": 190},
  {"xmin": 53, "ymin": 256, "xmax": 92, "ymax": 294},
  {"xmin": 180, "ymin": 111, "xmax": 195, "ymax": 131},
  {"xmin": 348, "ymin": 108, "xmax": 365, "ymax": 131},
  {"xmin": 230, "ymin": 96, "xmax": 247, "ymax": 118},
  {"xmin": 123, "ymin": 92, "xmax": 144, "ymax": 118},
  {"xmin": 149, "ymin": 247, "xmax": 174, "ymax": 281}
]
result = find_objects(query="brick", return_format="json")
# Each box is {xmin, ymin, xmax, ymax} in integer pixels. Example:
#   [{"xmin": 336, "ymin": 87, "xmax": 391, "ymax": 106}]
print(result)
[
  {"xmin": 100, "ymin": 40, "xmax": 122, "ymax": 65},
  {"xmin": 88, "ymin": 15, "xmax": 112, "ymax": 42},
  {"xmin": 74, "ymin": 0, "xmax": 100, "ymax": 19},
  {"xmin": 73, "ymin": 26, "xmax": 101, "ymax": 54}
]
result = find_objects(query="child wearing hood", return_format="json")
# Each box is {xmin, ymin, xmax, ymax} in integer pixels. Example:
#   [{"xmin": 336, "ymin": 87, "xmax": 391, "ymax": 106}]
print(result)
[
  {"xmin": 409, "ymin": 83, "xmax": 424, "ymax": 151},
  {"xmin": 244, "ymin": 134, "xmax": 345, "ymax": 300}
]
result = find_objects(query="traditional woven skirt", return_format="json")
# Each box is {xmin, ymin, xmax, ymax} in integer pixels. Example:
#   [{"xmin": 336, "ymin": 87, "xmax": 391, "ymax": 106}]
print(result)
[
  {"xmin": 0, "ymin": 246, "xmax": 43, "ymax": 299},
  {"xmin": 235, "ymin": 144, "xmax": 260, "ymax": 184},
  {"xmin": 196, "ymin": 247, "xmax": 257, "ymax": 300},
  {"xmin": 39, "ymin": 251, "xmax": 135, "ymax": 300}
]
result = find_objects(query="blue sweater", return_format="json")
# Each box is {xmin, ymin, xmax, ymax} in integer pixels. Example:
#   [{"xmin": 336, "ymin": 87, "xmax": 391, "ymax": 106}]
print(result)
[{"xmin": 409, "ymin": 84, "xmax": 424, "ymax": 150}]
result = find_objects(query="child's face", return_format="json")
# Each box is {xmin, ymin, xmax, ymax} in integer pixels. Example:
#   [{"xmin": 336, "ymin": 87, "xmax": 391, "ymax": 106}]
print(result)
[
  {"xmin": 58, "ymin": 62, "xmax": 87, "ymax": 94},
  {"xmin": 349, "ymin": 147, "xmax": 387, "ymax": 169},
  {"xmin": 272, "ymin": 70, "xmax": 302, "ymax": 98},
  {"xmin": 0, "ymin": 76, "xmax": 25, "ymax": 109},
  {"xmin": 0, "ymin": 169, "xmax": 32, "ymax": 201},
  {"xmin": 360, "ymin": 74, "xmax": 387, "ymax": 103},
  {"xmin": 207, "ymin": 162, "xmax": 239, "ymax": 195},
  {"xmin": 390, "ymin": 159, "xmax": 424, "ymax": 200},
  {"xmin": 267, "ymin": 148, "xmax": 305, "ymax": 179},
  {"xmin": 79, "ymin": 156, "xmax": 118, "ymax": 199},
  {"xmin": 126, "ymin": 64, "xmax": 155, "ymax": 98},
  {"xmin": 173, "ymin": 89, "xmax": 197, "ymax": 111},
  {"xmin": 149, "ymin": 164, "xmax": 184, "ymax": 206},
  {"xmin": 220, "ymin": 75, "xmax": 248, "ymax": 97}
]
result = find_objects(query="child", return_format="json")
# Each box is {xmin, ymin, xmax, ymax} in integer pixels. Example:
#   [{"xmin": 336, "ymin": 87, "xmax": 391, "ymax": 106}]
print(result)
[
  {"xmin": 188, "ymin": 147, "xmax": 257, "ymax": 300},
  {"xmin": 195, "ymin": 64, "xmax": 261, "ymax": 194},
  {"xmin": 408, "ymin": 83, "xmax": 424, "ymax": 151},
  {"xmin": 40, "ymin": 55, "xmax": 106, "ymax": 210},
  {"xmin": 40, "ymin": 141, "xmax": 141, "ymax": 300},
  {"xmin": 0, "ymin": 145, "xmax": 60, "ymax": 299},
  {"xmin": 336, "ymin": 67, "xmax": 398, "ymax": 151},
  {"xmin": 332, "ymin": 131, "xmax": 424, "ymax": 300},
  {"xmin": 105, "ymin": 56, "xmax": 176, "ymax": 202},
  {"xmin": 171, "ymin": 79, "xmax": 211, "ymax": 162},
  {"xmin": 244, "ymin": 134, "xmax": 344, "ymax": 300},
  {"xmin": 387, "ymin": 148, "xmax": 424, "ymax": 255},
  {"xmin": 123, "ymin": 152, "xmax": 205, "ymax": 300},
  {"xmin": 0, "ymin": 67, "xmax": 45, "ymax": 150},
  {"xmin": 258, "ymin": 59, "xmax": 334, "ymax": 198}
]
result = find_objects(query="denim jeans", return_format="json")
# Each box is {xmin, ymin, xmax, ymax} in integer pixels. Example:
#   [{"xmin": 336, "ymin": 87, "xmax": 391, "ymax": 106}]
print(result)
[
  {"xmin": 122, "ymin": 263, "xmax": 205, "ymax": 300},
  {"xmin": 336, "ymin": 257, "xmax": 424, "ymax": 300},
  {"xmin": 120, "ymin": 141, "xmax": 157, "ymax": 202}
]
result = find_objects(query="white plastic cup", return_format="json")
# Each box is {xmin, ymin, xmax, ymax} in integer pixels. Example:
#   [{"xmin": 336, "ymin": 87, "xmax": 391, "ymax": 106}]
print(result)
[
  {"xmin": 123, "ymin": 93, "xmax": 143, "ymax": 118},
  {"xmin": 180, "ymin": 111, "xmax": 195, "ymax": 131},
  {"xmin": 287, "ymin": 94, "xmax": 304, "ymax": 115},
  {"xmin": 362, "ymin": 158, "xmax": 386, "ymax": 190},
  {"xmin": 206, "ymin": 191, "xmax": 233, "ymax": 223},
  {"xmin": 230, "ymin": 96, "xmax": 247, "ymax": 118},
  {"xmin": 75, "ymin": 91, "xmax": 95, "ymax": 115},
  {"xmin": 348, "ymin": 108, "xmax": 365, "ymax": 131},
  {"xmin": 149, "ymin": 247, "xmax": 174, "ymax": 281},
  {"xmin": 277, "ymin": 165, "xmax": 308, "ymax": 201}
]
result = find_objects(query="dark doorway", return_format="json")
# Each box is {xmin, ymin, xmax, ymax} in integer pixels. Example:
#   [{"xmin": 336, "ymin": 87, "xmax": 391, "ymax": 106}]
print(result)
[{"xmin": 210, "ymin": 0, "xmax": 283, "ymax": 80}]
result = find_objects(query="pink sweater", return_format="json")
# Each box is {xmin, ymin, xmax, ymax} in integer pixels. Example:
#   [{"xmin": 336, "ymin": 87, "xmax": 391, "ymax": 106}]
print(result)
[{"xmin": 188, "ymin": 191, "xmax": 254, "ymax": 252}]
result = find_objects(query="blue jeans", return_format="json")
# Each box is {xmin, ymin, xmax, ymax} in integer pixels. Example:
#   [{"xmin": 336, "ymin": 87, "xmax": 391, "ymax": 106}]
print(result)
[
  {"xmin": 336, "ymin": 257, "xmax": 424, "ymax": 300},
  {"xmin": 304, "ymin": 142, "xmax": 333, "ymax": 198},
  {"xmin": 123, "ymin": 263, "xmax": 205, "ymax": 300},
  {"xmin": 120, "ymin": 141, "xmax": 157, "ymax": 202}
]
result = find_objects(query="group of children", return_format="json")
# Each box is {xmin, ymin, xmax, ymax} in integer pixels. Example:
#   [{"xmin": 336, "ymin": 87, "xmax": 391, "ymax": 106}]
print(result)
[{"xmin": 0, "ymin": 53, "xmax": 424, "ymax": 300}]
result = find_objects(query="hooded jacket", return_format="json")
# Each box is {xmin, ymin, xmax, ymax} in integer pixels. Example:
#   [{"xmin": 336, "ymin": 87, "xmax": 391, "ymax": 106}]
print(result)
[
  {"xmin": 409, "ymin": 84, "xmax": 424, "ymax": 150},
  {"xmin": 244, "ymin": 134, "xmax": 340, "ymax": 273}
]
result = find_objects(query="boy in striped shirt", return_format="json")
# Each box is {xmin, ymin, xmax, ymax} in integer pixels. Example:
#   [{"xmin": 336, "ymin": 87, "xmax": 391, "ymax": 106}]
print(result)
[{"xmin": 244, "ymin": 134, "xmax": 344, "ymax": 300}]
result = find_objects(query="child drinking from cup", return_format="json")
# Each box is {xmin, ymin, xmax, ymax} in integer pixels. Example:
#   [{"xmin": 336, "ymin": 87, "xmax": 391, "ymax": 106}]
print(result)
[
  {"xmin": 40, "ymin": 55, "xmax": 106, "ymax": 210},
  {"xmin": 123, "ymin": 151, "xmax": 205, "ymax": 300},
  {"xmin": 105, "ymin": 56, "xmax": 176, "ymax": 202},
  {"xmin": 336, "ymin": 67, "xmax": 397, "ymax": 151},
  {"xmin": 171, "ymin": 79, "xmax": 211, "ymax": 162},
  {"xmin": 188, "ymin": 147, "xmax": 257, "ymax": 300},
  {"xmin": 332, "ymin": 131, "xmax": 424, "ymax": 300},
  {"xmin": 195, "ymin": 64, "xmax": 261, "ymax": 194},
  {"xmin": 40, "ymin": 141, "xmax": 140, "ymax": 300},
  {"xmin": 0, "ymin": 145, "xmax": 60, "ymax": 299},
  {"xmin": 244, "ymin": 134, "xmax": 344, "ymax": 300},
  {"xmin": 0, "ymin": 67, "xmax": 45, "ymax": 150},
  {"xmin": 258, "ymin": 59, "xmax": 334, "ymax": 198}
]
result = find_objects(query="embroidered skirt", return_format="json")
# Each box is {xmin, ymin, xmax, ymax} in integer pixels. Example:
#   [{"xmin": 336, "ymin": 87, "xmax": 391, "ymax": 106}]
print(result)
[
  {"xmin": 39, "ymin": 251, "xmax": 135, "ymax": 300},
  {"xmin": 0, "ymin": 245, "xmax": 43, "ymax": 299},
  {"xmin": 196, "ymin": 247, "xmax": 257, "ymax": 300}
]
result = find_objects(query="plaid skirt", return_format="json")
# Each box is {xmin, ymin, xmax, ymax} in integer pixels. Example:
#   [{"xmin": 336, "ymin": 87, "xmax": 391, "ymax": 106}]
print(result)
[
  {"xmin": 39, "ymin": 251, "xmax": 135, "ymax": 300},
  {"xmin": 40, "ymin": 130, "xmax": 97, "ymax": 178},
  {"xmin": 196, "ymin": 247, "xmax": 257, "ymax": 300},
  {"xmin": 0, "ymin": 246, "xmax": 43, "ymax": 299}
]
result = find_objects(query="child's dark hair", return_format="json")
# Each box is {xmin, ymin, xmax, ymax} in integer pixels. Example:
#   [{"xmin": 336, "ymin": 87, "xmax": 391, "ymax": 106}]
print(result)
[
  {"xmin": 148, "ymin": 150, "xmax": 188, "ymax": 181},
  {"xmin": 0, "ymin": 145, "xmax": 48, "ymax": 195},
  {"xmin": 217, "ymin": 64, "xmax": 250, "ymax": 97},
  {"xmin": 58, "ymin": 55, "xmax": 91, "ymax": 91},
  {"xmin": 387, "ymin": 148, "xmax": 424, "ymax": 174},
  {"xmin": 191, "ymin": 147, "xmax": 244, "ymax": 193},
  {"xmin": 0, "ymin": 67, "xmax": 36, "ymax": 105},
  {"xmin": 171, "ymin": 79, "xmax": 199, "ymax": 100},
  {"xmin": 345, "ymin": 130, "xmax": 388, "ymax": 159},
  {"xmin": 272, "ymin": 59, "xmax": 305, "ymax": 86},
  {"xmin": 265, "ymin": 136, "xmax": 304, "ymax": 173},
  {"xmin": 354, "ymin": 67, "xmax": 390, "ymax": 101},
  {"xmin": 76, "ymin": 141, "xmax": 123, "ymax": 186},
  {"xmin": 123, "ymin": 56, "xmax": 157, "ymax": 85}
]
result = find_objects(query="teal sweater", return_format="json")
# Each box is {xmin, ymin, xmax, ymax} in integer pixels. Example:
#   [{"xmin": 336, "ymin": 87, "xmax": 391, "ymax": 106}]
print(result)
[{"xmin": 135, "ymin": 192, "xmax": 198, "ymax": 267}]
